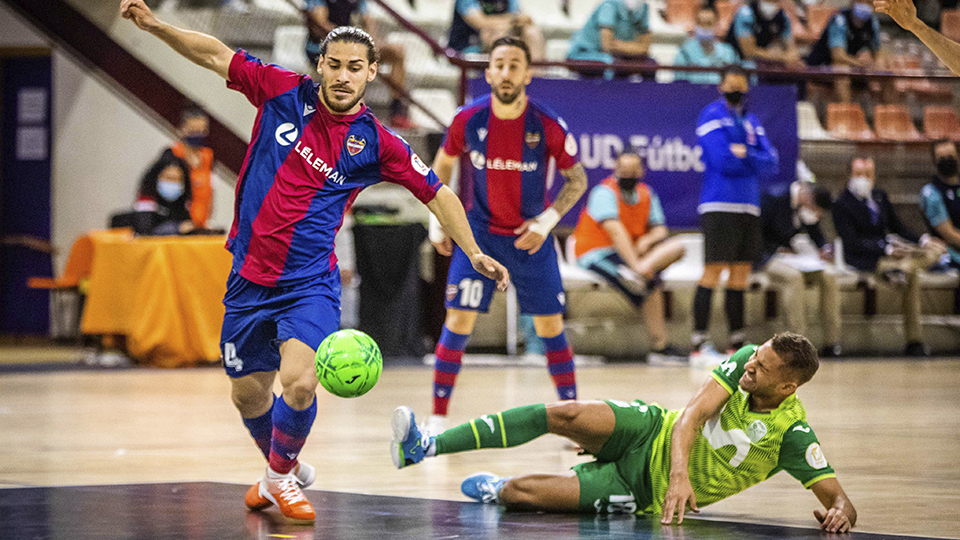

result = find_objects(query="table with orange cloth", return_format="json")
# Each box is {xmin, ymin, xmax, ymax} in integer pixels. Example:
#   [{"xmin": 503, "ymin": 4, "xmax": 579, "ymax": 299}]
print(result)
[{"xmin": 80, "ymin": 230, "xmax": 232, "ymax": 368}]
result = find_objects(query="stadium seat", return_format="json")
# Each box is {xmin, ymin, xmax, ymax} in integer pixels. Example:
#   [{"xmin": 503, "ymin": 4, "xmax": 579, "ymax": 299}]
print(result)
[
  {"xmin": 409, "ymin": 88, "xmax": 458, "ymax": 131},
  {"xmin": 714, "ymin": 0, "xmax": 741, "ymax": 36},
  {"xmin": 923, "ymin": 106, "xmax": 960, "ymax": 141},
  {"xmin": 520, "ymin": 0, "xmax": 578, "ymax": 36},
  {"xmin": 665, "ymin": 0, "xmax": 698, "ymax": 31},
  {"xmin": 797, "ymin": 101, "xmax": 831, "ymax": 140},
  {"xmin": 272, "ymin": 25, "xmax": 310, "ymax": 74},
  {"xmin": 410, "ymin": 0, "xmax": 454, "ymax": 28},
  {"xmin": 545, "ymin": 39, "xmax": 570, "ymax": 61},
  {"xmin": 826, "ymin": 103, "xmax": 876, "ymax": 140},
  {"xmin": 943, "ymin": 9, "xmax": 960, "ymax": 42},
  {"xmin": 252, "ymin": 0, "xmax": 300, "ymax": 16},
  {"xmin": 874, "ymin": 104, "xmax": 925, "ymax": 141},
  {"xmin": 649, "ymin": 43, "xmax": 680, "ymax": 82}
]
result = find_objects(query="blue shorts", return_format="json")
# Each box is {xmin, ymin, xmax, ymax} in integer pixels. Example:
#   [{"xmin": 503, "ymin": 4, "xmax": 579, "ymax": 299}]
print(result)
[
  {"xmin": 219, "ymin": 270, "xmax": 341, "ymax": 378},
  {"xmin": 445, "ymin": 226, "xmax": 565, "ymax": 315}
]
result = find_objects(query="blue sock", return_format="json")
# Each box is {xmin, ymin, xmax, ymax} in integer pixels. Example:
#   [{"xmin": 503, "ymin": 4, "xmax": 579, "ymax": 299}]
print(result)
[
  {"xmin": 269, "ymin": 395, "xmax": 317, "ymax": 474},
  {"xmin": 434, "ymin": 326, "xmax": 470, "ymax": 416},
  {"xmin": 542, "ymin": 332, "xmax": 576, "ymax": 400},
  {"xmin": 242, "ymin": 394, "xmax": 275, "ymax": 459}
]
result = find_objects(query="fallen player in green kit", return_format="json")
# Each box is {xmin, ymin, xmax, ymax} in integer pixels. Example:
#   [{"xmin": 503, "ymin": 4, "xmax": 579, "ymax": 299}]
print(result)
[{"xmin": 391, "ymin": 332, "xmax": 857, "ymax": 533}]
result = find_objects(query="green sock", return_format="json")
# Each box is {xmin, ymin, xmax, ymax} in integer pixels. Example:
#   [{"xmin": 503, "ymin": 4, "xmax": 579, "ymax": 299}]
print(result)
[{"xmin": 434, "ymin": 404, "xmax": 548, "ymax": 455}]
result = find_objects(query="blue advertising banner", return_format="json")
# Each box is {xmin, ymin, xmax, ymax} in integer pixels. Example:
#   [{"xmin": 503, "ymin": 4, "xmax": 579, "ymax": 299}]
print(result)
[{"xmin": 466, "ymin": 78, "xmax": 797, "ymax": 229}]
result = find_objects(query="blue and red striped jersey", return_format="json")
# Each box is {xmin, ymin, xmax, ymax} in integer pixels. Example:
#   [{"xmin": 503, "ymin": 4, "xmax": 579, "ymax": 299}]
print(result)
[
  {"xmin": 442, "ymin": 95, "xmax": 578, "ymax": 235},
  {"xmin": 225, "ymin": 51, "xmax": 441, "ymax": 287}
]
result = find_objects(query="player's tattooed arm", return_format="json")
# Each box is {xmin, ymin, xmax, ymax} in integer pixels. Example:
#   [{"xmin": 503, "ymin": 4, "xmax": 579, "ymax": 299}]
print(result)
[
  {"xmin": 811, "ymin": 477, "xmax": 857, "ymax": 533},
  {"xmin": 514, "ymin": 163, "xmax": 587, "ymax": 254},
  {"xmin": 552, "ymin": 163, "xmax": 589, "ymax": 218},
  {"xmin": 120, "ymin": 0, "xmax": 234, "ymax": 79}
]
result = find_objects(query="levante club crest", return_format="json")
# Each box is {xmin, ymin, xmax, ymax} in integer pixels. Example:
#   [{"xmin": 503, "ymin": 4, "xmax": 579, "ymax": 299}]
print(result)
[{"xmin": 346, "ymin": 135, "xmax": 366, "ymax": 156}]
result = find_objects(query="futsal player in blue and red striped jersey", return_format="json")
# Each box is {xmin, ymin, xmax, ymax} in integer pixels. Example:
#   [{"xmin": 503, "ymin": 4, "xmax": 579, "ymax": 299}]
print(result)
[
  {"xmin": 121, "ymin": 0, "xmax": 509, "ymax": 523},
  {"xmin": 423, "ymin": 37, "xmax": 589, "ymax": 434}
]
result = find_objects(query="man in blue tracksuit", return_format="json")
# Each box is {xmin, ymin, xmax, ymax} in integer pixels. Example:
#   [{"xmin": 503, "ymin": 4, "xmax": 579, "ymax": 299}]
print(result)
[{"xmin": 692, "ymin": 64, "xmax": 779, "ymax": 357}]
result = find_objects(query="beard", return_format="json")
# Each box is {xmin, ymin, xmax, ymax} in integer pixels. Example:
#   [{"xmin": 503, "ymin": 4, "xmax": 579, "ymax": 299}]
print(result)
[
  {"xmin": 492, "ymin": 83, "xmax": 522, "ymax": 105},
  {"xmin": 320, "ymin": 77, "xmax": 366, "ymax": 113}
]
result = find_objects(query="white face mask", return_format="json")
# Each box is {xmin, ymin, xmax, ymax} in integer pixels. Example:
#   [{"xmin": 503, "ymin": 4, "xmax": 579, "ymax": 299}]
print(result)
[
  {"xmin": 798, "ymin": 206, "xmax": 820, "ymax": 226},
  {"xmin": 758, "ymin": 1, "xmax": 779, "ymax": 19},
  {"xmin": 848, "ymin": 176, "xmax": 873, "ymax": 199}
]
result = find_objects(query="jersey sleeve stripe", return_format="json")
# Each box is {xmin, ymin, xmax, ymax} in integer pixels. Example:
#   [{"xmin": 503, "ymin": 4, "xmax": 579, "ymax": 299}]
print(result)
[
  {"xmin": 802, "ymin": 473, "xmax": 836, "ymax": 489},
  {"xmin": 710, "ymin": 372, "xmax": 736, "ymax": 395}
]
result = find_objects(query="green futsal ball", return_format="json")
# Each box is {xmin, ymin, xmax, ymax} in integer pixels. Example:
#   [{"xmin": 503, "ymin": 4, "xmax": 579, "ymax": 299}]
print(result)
[{"xmin": 315, "ymin": 329, "xmax": 382, "ymax": 398}]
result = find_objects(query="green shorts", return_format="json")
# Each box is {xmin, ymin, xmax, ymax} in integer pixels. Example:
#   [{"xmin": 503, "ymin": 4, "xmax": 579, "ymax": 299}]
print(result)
[{"xmin": 573, "ymin": 399, "xmax": 664, "ymax": 514}]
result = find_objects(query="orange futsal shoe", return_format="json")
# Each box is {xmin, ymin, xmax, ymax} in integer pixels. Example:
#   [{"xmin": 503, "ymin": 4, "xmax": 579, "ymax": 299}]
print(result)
[
  {"xmin": 245, "ymin": 461, "xmax": 316, "ymax": 511},
  {"xmin": 259, "ymin": 470, "xmax": 316, "ymax": 523}
]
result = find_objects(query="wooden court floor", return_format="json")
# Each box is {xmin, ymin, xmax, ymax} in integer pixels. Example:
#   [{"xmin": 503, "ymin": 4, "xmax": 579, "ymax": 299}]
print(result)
[{"xmin": 1, "ymin": 358, "xmax": 959, "ymax": 539}]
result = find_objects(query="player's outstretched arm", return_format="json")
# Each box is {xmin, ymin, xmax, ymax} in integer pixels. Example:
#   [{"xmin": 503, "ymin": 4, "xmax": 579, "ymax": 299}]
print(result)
[
  {"xmin": 661, "ymin": 377, "xmax": 731, "ymax": 525},
  {"xmin": 876, "ymin": 0, "xmax": 960, "ymax": 76},
  {"xmin": 810, "ymin": 477, "xmax": 857, "ymax": 533},
  {"xmin": 428, "ymin": 186, "xmax": 510, "ymax": 291},
  {"xmin": 427, "ymin": 150, "xmax": 458, "ymax": 256},
  {"xmin": 514, "ymin": 163, "xmax": 588, "ymax": 254},
  {"xmin": 120, "ymin": 0, "xmax": 234, "ymax": 79}
]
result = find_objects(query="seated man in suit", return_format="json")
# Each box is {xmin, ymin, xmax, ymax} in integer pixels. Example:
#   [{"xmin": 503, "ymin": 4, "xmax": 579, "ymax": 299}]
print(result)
[
  {"xmin": 758, "ymin": 179, "xmax": 841, "ymax": 357},
  {"xmin": 832, "ymin": 157, "xmax": 946, "ymax": 356}
]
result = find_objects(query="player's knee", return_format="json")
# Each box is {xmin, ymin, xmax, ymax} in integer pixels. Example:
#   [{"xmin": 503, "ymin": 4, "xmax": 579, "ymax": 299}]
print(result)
[
  {"xmin": 545, "ymin": 401, "xmax": 586, "ymax": 434},
  {"xmin": 282, "ymin": 378, "xmax": 318, "ymax": 410}
]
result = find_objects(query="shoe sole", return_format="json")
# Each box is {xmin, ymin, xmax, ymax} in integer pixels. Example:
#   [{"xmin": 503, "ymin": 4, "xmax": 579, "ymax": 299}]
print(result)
[{"xmin": 391, "ymin": 406, "xmax": 413, "ymax": 469}]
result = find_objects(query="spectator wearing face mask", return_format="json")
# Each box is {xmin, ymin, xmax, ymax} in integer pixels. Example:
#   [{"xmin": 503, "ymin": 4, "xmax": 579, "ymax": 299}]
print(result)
[
  {"xmin": 168, "ymin": 105, "xmax": 213, "ymax": 228},
  {"xmin": 571, "ymin": 148, "xmax": 687, "ymax": 363},
  {"xmin": 135, "ymin": 150, "xmax": 194, "ymax": 235},
  {"xmin": 674, "ymin": 5, "xmax": 741, "ymax": 85},
  {"xmin": 758, "ymin": 180, "xmax": 842, "ymax": 357},
  {"xmin": 806, "ymin": 1, "xmax": 883, "ymax": 103},
  {"xmin": 920, "ymin": 140, "xmax": 960, "ymax": 271},
  {"xmin": 724, "ymin": 0, "xmax": 803, "ymax": 68},
  {"xmin": 832, "ymin": 157, "xmax": 947, "ymax": 356},
  {"xmin": 567, "ymin": 0, "xmax": 653, "ymax": 70}
]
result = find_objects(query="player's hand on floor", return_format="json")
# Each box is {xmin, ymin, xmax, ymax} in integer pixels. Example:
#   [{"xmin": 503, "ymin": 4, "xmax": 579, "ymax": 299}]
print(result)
[
  {"xmin": 471, "ymin": 254, "xmax": 510, "ymax": 291},
  {"xmin": 815, "ymin": 508, "xmax": 851, "ymax": 533},
  {"xmin": 432, "ymin": 237, "xmax": 453, "ymax": 257},
  {"xmin": 120, "ymin": 0, "xmax": 158, "ymax": 31},
  {"xmin": 660, "ymin": 476, "xmax": 699, "ymax": 525},
  {"xmin": 513, "ymin": 220, "xmax": 547, "ymax": 254}
]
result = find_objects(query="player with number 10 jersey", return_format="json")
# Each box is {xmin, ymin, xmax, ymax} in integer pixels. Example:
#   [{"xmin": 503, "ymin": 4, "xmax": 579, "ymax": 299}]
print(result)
[{"xmin": 426, "ymin": 36, "xmax": 589, "ymax": 428}]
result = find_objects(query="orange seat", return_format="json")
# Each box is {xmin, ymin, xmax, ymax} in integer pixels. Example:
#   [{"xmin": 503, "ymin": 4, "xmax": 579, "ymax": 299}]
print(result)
[
  {"xmin": 943, "ymin": 10, "xmax": 960, "ymax": 42},
  {"xmin": 666, "ymin": 0, "xmax": 698, "ymax": 31},
  {"xmin": 924, "ymin": 106, "xmax": 960, "ymax": 141},
  {"xmin": 805, "ymin": 5, "xmax": 837, "ymax": 38},
  {"xmin": 826, "ymin": 103, "xmax": 876, "ymax": 140},
  {"xmin": 714, "ymin": 0, "xmax": 742, "ymax": 36},
  {"xmin": 874, "ymin": 104, "xmax": 925, "ymax": 141},
  {"xmin": 28, "ymin": 235, "xmax": 94, "ymax": 290}
]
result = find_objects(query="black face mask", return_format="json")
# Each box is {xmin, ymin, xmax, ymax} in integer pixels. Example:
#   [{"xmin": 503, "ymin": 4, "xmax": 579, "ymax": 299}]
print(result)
[
  {"xmin": 937, "ymin": 157, "xmax": 959, "ymax": 178},
  {"xmin": 724, "ymin": 91, "xmax": 745, "ymax": 107},
  {"xmin": 617, "ymin": 176, "xmax": 640, "ymax": 191}
]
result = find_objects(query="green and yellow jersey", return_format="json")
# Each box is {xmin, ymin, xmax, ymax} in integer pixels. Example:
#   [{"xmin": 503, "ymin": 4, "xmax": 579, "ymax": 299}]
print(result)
[{"xmin": 644, "ymin": 346, "xmax": 836, "ymax": 513}]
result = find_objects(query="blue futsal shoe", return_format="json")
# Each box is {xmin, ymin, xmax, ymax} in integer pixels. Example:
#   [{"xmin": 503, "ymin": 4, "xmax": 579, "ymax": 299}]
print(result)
[
  {"xmin": 391, "ymin": 406, "xmax": 430, "ymax": 469},
  {"xmin": 461, "ymin": 472, "xmax": 508, "ymax": 504}
]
